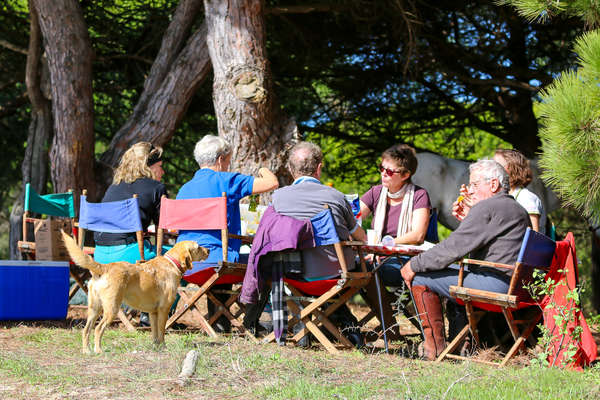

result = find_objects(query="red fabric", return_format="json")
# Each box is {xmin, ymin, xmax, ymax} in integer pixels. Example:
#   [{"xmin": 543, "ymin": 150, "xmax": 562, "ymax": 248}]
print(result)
[
  {"xmin": 283, "ymin": 278, "xmax": 338, "ymax": 296},
  {"xmin": 456, "ymin": 298, "xmax": 537, "ymax": 313},
  {"xmin": 184, "ymin": 266, "xmax": 243, "ymax": 285},
  {"xmin": 541, "ymin": 232, "xmax": 597, "ymax": 369},
  {"xmin": 159, "ymin": 197, "xmax": 227, "ymax": 230}
]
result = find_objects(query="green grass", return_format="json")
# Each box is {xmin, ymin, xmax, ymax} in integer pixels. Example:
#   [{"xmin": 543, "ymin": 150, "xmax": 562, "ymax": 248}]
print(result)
[{"xmin": 0, "ymin": 325, "xmax": 599, "ymax": 399}]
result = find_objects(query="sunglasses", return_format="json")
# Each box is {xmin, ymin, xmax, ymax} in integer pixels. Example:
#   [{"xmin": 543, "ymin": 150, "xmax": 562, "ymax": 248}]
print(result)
[{"xmin": 378, "ymin": 164, "xmax": 404, "ymax": 177}]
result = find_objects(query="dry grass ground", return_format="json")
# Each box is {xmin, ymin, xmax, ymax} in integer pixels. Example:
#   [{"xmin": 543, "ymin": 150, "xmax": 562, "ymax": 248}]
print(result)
[{"xmin": 1, "ymin": 305, "xmax": 600, "ymax": 400}]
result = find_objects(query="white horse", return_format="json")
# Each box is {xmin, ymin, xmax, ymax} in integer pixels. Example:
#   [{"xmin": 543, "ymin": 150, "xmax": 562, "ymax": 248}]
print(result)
[{"xmin": 412, "ymin": 152, "xmax": 561, "ymax": 230}]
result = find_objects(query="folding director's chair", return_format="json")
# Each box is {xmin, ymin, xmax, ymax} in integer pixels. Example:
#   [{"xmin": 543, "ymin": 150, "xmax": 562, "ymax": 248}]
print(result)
[
  {"xmin": 263, "ymin": 206, "xmax": 371, "ymax": 354},
  {"xmin": 158, "ymin": 194, "xmax": 255, "ymax": 339},
  {"xmin": 17, "ymin": 183, "xmax": 88, "ymax": 302},
  {"xmin": 436, "ymin": 227, "xmax": 556, "ymax": 367},
  {"xmin": 76, "ymin": 191, "xmax": 147, "ymax": 331},
  {"xmin": 18, "ymin": 183, "xmax": 76, "ymax": 259}
]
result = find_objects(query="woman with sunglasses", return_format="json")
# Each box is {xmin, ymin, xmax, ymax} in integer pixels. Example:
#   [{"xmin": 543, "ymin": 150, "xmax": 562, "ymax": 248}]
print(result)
[{"xmin": 359, "ymin": 144, "xmax": 432, "ymax": 286}]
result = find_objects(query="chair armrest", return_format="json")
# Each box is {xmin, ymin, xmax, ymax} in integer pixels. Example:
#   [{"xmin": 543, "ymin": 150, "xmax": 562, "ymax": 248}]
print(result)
[
  {"xmin": 339, "ymin": 240, "xmax": 366, "ymax": 246},
  {"xmin": 461, "ymin": 259, "xmax": 515, "ymax": 270},
  {"xmin": 450, "ymin": 285, "xmax": 518, "ymax": 308},
  {"xmin": 229, "ymin": 234, "xmax": 253, "ymax": 244}
]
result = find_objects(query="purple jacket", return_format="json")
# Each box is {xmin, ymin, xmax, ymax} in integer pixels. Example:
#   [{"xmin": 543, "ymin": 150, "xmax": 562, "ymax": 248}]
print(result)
[{"xmin": 240, "ymin": 206, "xmax": 314, "ymax": 304}]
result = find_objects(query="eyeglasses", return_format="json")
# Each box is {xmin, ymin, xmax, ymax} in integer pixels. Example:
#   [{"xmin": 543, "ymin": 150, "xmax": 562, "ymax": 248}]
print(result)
[
  {"xmin": 378, "ymin": 164, "xmax": 404, "ymax": 177},
  {"xmin": 467, "ymin": 178, "xmax": 491, "ymax": 190}
]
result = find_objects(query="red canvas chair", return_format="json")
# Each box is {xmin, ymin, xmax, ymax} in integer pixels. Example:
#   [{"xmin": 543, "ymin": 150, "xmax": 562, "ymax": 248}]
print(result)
[
  {"xmin": 262, "ymin": 206, "xmax": 371, "ymax": 354},
  {"xmin": 157, "ymin": 194, "xmax": 254, "ymax": 339},
  {"xmin": 540, "ymin": 232, "xmax": 596, "ymax": 368},
  {"xmin": 436, "ymin": 227, "xmax": 556, "ymax": 367}
]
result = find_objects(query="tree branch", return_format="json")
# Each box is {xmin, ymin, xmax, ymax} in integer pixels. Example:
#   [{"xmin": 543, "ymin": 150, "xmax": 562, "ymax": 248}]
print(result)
[
  {"xmin": 0, "ymin": 39, "xmax": 27, "ymax": 55},
  {"xmin": 266, "ymin": 4, "xmax": 345, "ymax": 14}
]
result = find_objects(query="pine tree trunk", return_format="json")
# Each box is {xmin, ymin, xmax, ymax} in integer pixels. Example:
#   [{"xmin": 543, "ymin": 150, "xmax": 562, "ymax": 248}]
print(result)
[
  {"xmin": 204, "ymin": 0, "xmax": 299, "ymax": 198},
  {"xmin": 98, "ymin": 0, "xmax": 209, "ymax": 190},
  {"xmin": 32, "ymin": 0, "xmax": 96, "ymax": 198},
  {"xmin": 9, "ymin": 1, "xmax": 53, "ymax": 259}
]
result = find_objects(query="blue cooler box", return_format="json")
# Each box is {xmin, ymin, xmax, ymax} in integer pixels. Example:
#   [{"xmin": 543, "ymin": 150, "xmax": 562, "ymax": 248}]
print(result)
[{"xmin": 0, "ymin": 260, "xmax": 70, "ymax": 320}]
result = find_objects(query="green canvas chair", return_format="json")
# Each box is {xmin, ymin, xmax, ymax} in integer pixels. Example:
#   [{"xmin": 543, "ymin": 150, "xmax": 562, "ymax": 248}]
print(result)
[
  {"xmin": 17, "ymin": 183, "xmax": 87, "ymax": 303},
  {"xmin": 19, "ymin": 183, "xmax": 76, "ymax": 255}
]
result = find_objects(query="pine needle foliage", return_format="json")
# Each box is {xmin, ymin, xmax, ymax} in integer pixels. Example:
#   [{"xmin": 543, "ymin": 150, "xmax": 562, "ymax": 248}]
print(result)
[
  {"xmin": 537, "ymin": 29, "xmax": 600, "ymax": 217},
  {"xmin": 498, "ymin": 0, "xmax": 600, "ymax": 27},
  {"xmin": 502, "ymin": 0, "xmax": 600, "ymax": 217}
]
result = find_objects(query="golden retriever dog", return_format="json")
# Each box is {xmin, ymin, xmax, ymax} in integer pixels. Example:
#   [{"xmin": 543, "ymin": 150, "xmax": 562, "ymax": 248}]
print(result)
[{"xmin": 61, "ymin": 231, "xmax": 208, "ymax": 353}]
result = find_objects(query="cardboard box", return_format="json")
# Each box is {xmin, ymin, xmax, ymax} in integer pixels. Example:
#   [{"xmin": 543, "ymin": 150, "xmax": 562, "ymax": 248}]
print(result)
[
  {"xmin": 34, "ymin": 218, "xmax": 72, "ymax": 261},
  {"xmin": 0, "ymin": 260, "xmax": 69, "ymax": 320}
]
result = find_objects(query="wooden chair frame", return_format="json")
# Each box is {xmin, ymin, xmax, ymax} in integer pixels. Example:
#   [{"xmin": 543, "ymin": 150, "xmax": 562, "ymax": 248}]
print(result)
[
  {"xmin": 16, "ymin": 185, "xmax": 90, "ymax": 307},
  {"xmin": 75, "ymin": 190, "xmax": 146, "ymax": 332},
  {"xmin": 436, "ymin": 228, "xmax": 555, "ymax": 367},
  {"xmin": 158, "ymin": 193, "xmax": 255, "ymax": 340},
  {"xmin": 262, "ymin": 205, "xmax": 372, "ymax": 354}
]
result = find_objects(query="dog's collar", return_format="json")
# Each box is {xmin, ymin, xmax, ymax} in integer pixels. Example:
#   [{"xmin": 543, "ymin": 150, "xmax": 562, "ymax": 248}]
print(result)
[{"xmin": 165, "ymin": 253, "xmax": 186, "ymax": 275}]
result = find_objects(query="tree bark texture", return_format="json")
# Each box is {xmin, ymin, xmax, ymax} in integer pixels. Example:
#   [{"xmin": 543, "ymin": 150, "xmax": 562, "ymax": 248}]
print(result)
[
  {"xmin": 33, "ymin": 0, "xmax": 96, "ymax": 197},
  {"xmin": 99, "ymin": 22, "xmax": 212, "ymax": 188},
  {"xmin": 9, "ymin": 1, "xmax": 53, "ymax": 259},
  {"xmin": 204, "ymin": 0, "xmax": 299, "ymax": 193},
  {"xmin": 99, "ymin": 0, "xmax": 206, "ymax": 177}
]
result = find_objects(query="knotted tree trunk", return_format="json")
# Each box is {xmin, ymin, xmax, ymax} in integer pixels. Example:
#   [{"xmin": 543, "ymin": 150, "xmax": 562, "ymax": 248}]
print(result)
[
  {"xmin": 98, "ymin": 0, "xmax": 210, "ymax": 194},
  {"xmin": 204, "ymin": 0, "xmax": 299, "ymax": 193},
  {"xmin": 33, "ymin": 0, "xmax": 96, "ymax": 198}
]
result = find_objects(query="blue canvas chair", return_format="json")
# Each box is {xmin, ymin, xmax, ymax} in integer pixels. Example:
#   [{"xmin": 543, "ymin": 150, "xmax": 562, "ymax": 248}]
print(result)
[
  {"xmin": 263, "ymin": 206, "xmax": 371, "ymax": 354},
  {"xmin": 76, "ymin": 190, "xmax": 146, "ymax": 331},
  {"xmin": 77, "ymin": 191, "xmax": 145, "ymax": 262},
  {"xmin": 437, "ymin": 227, "xmax": 556, "ymax": 367}
]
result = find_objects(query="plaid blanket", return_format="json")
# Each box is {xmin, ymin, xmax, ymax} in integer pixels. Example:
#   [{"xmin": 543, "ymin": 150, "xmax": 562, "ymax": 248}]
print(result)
[{"xmin": 271, "ymin": 252, "xmax": 302, "ymax": 344}]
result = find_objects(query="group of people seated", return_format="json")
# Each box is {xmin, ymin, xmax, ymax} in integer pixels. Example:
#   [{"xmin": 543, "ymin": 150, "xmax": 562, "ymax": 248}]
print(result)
[{"xmin": 94, "ymin": 135, "xmax": 546, "ymax": 358}]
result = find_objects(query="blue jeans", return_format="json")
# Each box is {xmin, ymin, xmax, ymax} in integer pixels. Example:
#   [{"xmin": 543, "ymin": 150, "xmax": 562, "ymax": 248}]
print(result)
[
  {"xmin": 373, "ymin": 256, "xmax": 411, "ymax": 287},
  {"xmin": 413, "ymin": 264, "xmax": 511, "ymax": 301}
]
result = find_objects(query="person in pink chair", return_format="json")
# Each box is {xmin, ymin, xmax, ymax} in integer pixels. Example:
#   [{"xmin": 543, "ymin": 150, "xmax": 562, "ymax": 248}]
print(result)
[{"xmin": 176, "ymin": 134, "xmax": 278, "ymax": 332}]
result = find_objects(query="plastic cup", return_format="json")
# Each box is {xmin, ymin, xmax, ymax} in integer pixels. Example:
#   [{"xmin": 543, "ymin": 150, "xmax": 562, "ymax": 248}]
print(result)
[{"xmin": 367, "ymin": 229, "xmax": 376, "ymax": 245}]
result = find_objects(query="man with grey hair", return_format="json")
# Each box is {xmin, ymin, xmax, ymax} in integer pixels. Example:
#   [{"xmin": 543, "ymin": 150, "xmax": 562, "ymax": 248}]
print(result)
[
  {"xmin": 270, "ymin": 142, "xmax": 367, "ymax": 344},
  {"xmin": 400, "ymin": 159, "xmax": 531, "ymax": 360},
  {"xmin": 273, "ymin": 141, "xmax": 366, "ymax": 278}
]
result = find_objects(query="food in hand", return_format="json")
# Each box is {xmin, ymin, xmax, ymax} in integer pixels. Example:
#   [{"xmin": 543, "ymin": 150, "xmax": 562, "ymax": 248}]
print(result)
[{"xmin": 457, "ymin": 195, "xmax": 464, "ymax": 203}]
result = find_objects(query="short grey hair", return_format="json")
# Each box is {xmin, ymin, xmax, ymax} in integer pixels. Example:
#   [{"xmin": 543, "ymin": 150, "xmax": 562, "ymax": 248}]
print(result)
[
  {"xmin": 287, "ymin": 141, "xmax": 323, "ymax": 178},
  {"xmin": 469, "ymin": 159, "xmax": 510, "ymax": 193},
  {"xmin": 193, "ymin": 135, "xmax": 231, "ymax": 167}
]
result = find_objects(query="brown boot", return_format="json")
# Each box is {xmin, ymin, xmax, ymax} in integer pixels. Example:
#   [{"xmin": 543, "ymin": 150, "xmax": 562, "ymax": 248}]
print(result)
[{"xmin": 411, "ymin": 285, "xmax": 446, "ymax": 360}]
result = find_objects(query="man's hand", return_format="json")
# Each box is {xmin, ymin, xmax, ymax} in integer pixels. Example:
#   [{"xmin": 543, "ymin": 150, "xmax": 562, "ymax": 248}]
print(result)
[
  {"xmin": 452, "ymin": 184, "xmax": 471, "ymax": 221},
  {"xmin": 401, "ymin": 261, "xmax": 416, "ymax": 289}
]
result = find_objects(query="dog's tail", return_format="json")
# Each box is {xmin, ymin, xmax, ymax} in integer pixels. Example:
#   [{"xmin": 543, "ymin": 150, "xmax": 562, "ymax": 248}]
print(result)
[{"xmin": 61, "ymin": 230, "xmax": 106, "ymax": 275}]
